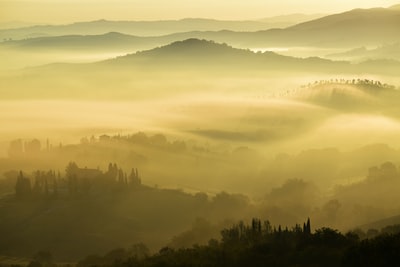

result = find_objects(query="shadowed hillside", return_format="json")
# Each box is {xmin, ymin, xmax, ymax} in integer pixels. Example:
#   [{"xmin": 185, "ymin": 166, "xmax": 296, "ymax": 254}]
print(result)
[{"xmin": 0, "ymin": 162, "xmax": 253, "ymax": 261}]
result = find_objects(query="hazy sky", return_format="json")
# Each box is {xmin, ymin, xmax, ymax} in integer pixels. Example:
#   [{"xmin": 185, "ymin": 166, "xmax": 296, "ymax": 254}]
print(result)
[{"xmin": 0, "ymin": 0, "xmax": 399, "ymax": 23}]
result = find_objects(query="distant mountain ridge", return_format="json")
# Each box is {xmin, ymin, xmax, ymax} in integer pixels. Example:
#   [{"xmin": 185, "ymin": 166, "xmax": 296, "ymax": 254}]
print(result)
[
  {"xmin": 2, "ymin": 6, "xmax": 400, "ymax": 53},
  {"xmin": 1, "ymin": 32, "xmax": 154, "ymax": 52},
  {"xmin": 0, "ymin": 17, "xmax": 303, "ymax": 41},
  {"xmin": 257, "ymin": 13, "xmax": 324, "ymax": 23}
]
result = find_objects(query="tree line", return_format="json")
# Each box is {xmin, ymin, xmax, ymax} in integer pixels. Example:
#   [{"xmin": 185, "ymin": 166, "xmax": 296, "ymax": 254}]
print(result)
[
  {"xmin": 71, "ymin": 218, "xmax": 400, "ymax": 267},
  {"xmin": 15, "ymin": 162, "xmax": 142, "ymax": 200}
]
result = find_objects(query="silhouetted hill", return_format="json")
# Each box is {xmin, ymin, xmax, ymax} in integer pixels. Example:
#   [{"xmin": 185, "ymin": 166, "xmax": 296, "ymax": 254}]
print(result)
[
  {"xmin": 114, "ymin": 39, "xmax": 256, "ymax": 60},
  {"xmin": 4, "ymin": 38, "xmax": 400, "ymax": 76},
  {"xmin": 104, "ymin": 39, "xmax": 400, "ymax": 75},
  {"xmin": 104, "ymin": 39, "xmax": 346, "ymax": 71}
]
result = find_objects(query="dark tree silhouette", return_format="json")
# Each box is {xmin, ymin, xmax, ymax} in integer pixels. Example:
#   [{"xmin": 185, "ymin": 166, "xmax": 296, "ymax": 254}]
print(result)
[{"xmin": 15, "ymin": 171, "xmax": 31, "ymax": 199}]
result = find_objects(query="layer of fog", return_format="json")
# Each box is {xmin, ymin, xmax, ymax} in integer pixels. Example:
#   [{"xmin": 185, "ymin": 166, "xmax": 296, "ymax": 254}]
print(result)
[
  {"xmin": 0, "ymin": 48, "xmax": 131, "ymax": 71},
  {"xmin": 3, "ymin": 87, "xmax": 400, "ymax": 192},
  {"xmin": 1, "ymin": 38, "xmax": 400, "ymax": 261}
]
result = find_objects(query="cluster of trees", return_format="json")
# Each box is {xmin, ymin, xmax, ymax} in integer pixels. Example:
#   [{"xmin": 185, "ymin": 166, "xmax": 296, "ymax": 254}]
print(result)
[
  {"xmin": 15, "ymin": 170, "xmax": 62, "ymax": 199},
  {"xmin": 8, "ymin": 139, "xmax": 43, "ymax": 158},
  {"xmin": 367, "ymin": 161, "xmax": 399, "ymax": 181},
  {"xmin": 220, "ymin": 218, "xmax": 311, "ymax": 245},
  {"xmin": 15, "ymin": 162, "xmax": 142, "ymax": 199},
  {"xmin": 65, "ymin": 162, "xmax": 142, "ymax": 196},
  {"xmin": 15, "ymin": 171, "xmax": 32, "ymax": 199},
  {"xmin": 304, "ymin": 79, "xmax": 396, "ymax": 89},
  {"xmin": 80, "ymin": 132, "xmax": 187, "ymax": 152},
  {"xmin": 7, "ymin": 132, "xmax": 189, "ymax": 164},
  {"xmin": 32, "ymin": 170, "xmax": 59, "ymax": 196},
  {"xmin": 5, "ymin": 219, "xmax": 398, "ymax": 267}
]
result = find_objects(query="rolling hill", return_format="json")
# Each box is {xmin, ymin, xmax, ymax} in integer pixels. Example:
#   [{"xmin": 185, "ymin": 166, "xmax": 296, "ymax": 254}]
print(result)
[
  {"xmin": 1, "ymin": 39, "xmax": 399, "ymax": 101},
  {"xmin": 4, "ymin": 38, "xmax": 400, "ymax": 77},
  {"xmin": 100, "ymin": 38, "xmax": 350, "ymax": 72}
]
